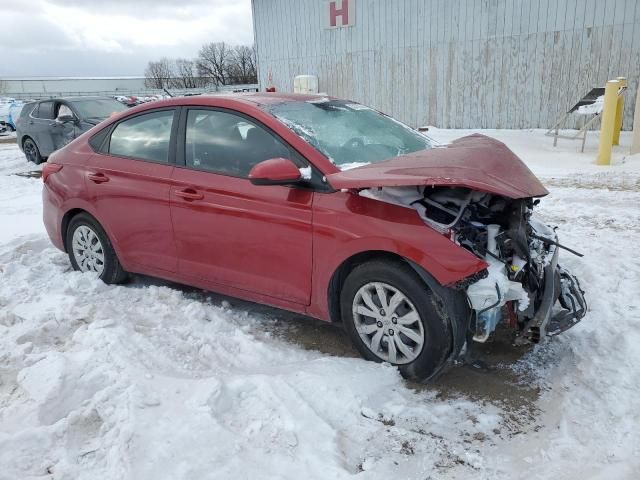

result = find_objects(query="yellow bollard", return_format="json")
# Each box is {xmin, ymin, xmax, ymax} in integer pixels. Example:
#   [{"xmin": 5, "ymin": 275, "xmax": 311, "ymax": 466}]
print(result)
[
  {"xmin": 597, "ymin": 80, "xmax": 620, "ymax": 165},
  {"xmin": 632, "ymin": 80, "xmax": 640, "ymax": 155},
  {"xmin": 613, "ymin": 77, "xmax": 626, "ymax": 145}
]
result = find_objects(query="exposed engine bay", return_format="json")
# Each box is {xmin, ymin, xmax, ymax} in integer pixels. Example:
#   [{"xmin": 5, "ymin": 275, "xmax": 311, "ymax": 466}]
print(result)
[{"xmin": 361, "ymin": 186, "xmax": 587, "ymax": 344}]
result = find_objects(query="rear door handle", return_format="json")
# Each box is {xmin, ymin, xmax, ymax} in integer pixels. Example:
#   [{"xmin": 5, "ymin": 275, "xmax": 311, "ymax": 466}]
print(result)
[
  {"xmin": 175, "ymin": 188, "xmax": 204, "ymax": 200},
  {"xmin": 87, "ymin": 172, "xmax": 109, "ymax": 183}
]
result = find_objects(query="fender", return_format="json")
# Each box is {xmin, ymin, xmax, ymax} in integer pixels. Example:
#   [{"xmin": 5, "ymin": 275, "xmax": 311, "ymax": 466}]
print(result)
[
  {"xmin": 405, "ymin": 259, "xmax": 471, "ymax": 374},
  {"xmin": 306, "ymin": 191, "xmax": 487, "ymax": 321}
]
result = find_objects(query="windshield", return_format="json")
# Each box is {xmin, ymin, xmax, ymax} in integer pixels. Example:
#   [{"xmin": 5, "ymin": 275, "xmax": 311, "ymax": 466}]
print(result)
[
  {"xmin": 70, "ymin": 98, "xmax": 128, "ymax": 120},
  {"xmin": 265, "ymin": 99, "xmax": 431, "ymax": 169}
]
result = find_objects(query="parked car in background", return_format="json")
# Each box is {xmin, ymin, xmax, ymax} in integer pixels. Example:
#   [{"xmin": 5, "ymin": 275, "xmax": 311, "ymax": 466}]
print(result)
[
  {"xmin": 41, "ymin": 93, "xmax": 586, "ymax": 381},
  {"xmin": 16, "ymin": 96, "xmax": 128, "ymax": 164},
  {"xmin": 0, "ymin": 97, "xmax": 26, "ymax": 132}
]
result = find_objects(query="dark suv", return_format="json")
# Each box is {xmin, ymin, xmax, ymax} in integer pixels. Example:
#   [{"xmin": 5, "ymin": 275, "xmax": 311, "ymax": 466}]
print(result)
[{"xmin": 17, "ymin": 96, "xmax": 128, "ymax": 164}]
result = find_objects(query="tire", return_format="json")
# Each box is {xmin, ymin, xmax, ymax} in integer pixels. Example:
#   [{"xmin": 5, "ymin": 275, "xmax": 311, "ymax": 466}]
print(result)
[
  {"xmin": 340, "ymin": 260, "xmax": 452, "ymax": 381},
  {"xmin": 23, "ymin": 137, "xmax": 43, "ymax": 165},
  {"xmin": 66, "ymin": 213, "xmax": 128, "ymax": 284}
]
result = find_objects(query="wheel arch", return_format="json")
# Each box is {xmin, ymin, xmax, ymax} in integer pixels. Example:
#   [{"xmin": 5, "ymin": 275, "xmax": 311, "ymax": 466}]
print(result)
[
  {"xmin": 62, "ymin": 208, "xmax": 128, "ymax": 284},
  {"xmin": 61, "ymin": 208, "xmax": 90, "ymax": 252},
  {"xmin": 327, "ymin": 250, "xmax": 429, "ymax": 323},
  {"xmin": 327, "ymin": 249, "xmax": 470, "ymax": 363},
  {"xmin": 21, "ymin": 135, "xmax": 47, "ymax": 162},
  {"xmin": 58, "ymin": 204, "xmax": 130, "ymax": 274},
  {"xmin": 21, "ymin": 135, "xmax": 34, "ymax": 149}
]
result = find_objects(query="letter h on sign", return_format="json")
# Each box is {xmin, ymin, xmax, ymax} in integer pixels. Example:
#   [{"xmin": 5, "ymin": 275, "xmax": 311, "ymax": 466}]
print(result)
[{"xmin": 325, "ymin": 0, "xmax": 355, "ymax": 29}]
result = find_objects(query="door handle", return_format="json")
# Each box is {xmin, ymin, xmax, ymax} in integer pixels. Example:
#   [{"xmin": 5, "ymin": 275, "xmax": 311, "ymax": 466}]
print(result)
[
  {"xmin": 174, "ymin": 188, "xmax": 204, "ymax": 200},
  {"xmin": 87, "ymin": 172, "xmax": 109, "ymax": 184}
]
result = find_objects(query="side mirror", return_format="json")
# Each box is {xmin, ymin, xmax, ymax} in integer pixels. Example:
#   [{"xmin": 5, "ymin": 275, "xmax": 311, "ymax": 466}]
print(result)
[
  {"xmin": 57, "ymin": 114, "xmax": 75, "ymax": 124},
  {"xmin": 249, "ymin": 157, "xmax": 302, "ymax": 186}
]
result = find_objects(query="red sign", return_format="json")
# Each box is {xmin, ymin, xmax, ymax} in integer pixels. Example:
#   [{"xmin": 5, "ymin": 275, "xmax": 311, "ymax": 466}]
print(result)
[{"xmin": 325, "ymin": 0, "xmax": 355, "ymax": 29}]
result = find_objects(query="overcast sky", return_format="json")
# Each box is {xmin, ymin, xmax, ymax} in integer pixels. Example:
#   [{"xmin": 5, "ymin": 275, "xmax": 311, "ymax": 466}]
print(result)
[{"xmin": 1, "ymin": 0, "xmax": 254, "ymax": 77}]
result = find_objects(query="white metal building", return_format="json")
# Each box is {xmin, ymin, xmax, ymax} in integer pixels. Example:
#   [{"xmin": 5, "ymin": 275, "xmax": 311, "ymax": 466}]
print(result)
[
  {"xmin": 0, "ymin": 77, "xmax": 149, "ymax": 98},
  {"xmin": 252, "ymin": 0, "xmax": 640, "ymax": 129},
  {"xmin": 0, "ymin": 77, "xmax": 259, "ymax": 101}
]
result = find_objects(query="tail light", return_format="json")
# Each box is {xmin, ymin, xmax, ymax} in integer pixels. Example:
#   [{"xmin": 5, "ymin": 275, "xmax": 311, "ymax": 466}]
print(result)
[{"xmin": 42, "ymin": 163, "xmax": 63, "ymax": 183}]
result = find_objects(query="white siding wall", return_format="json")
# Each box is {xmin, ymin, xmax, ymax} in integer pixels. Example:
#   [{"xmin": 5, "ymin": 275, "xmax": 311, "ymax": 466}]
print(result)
[
  {"xmin": 1, "ymin": 78, "xmax": 149, "ymax": 96},
  {"xmin": 252, "ymin": 0, "xmax": 640, "ymax": 129}
]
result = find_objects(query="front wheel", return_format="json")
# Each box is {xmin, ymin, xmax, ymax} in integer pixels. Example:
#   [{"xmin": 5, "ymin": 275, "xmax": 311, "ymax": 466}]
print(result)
[
  {"xmin": 340, "ymin": 260, "xmax": 452, "ymax": 381},
  {"xmin": 66, "ymin": 213, "xmax": 128, "ymax": 284}
]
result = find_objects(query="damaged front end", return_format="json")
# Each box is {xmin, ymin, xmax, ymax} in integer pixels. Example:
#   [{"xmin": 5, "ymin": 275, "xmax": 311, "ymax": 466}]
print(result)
[{"xmin": 362, "ymin": 186, "xmax": 587, "ymax": 345}]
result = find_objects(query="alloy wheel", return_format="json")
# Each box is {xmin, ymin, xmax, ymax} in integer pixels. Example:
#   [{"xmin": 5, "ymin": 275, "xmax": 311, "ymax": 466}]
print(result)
[
  {"xmin": 24, "ymin": 141, "xmax": 37, "ymax": 163},
  {"xmin": 352, "ymin": 282, "xmax": 425, "ymax": 364}
]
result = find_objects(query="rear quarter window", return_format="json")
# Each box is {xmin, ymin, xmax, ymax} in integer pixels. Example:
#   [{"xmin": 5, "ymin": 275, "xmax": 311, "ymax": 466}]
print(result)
[
  {"xmin": 89, "ymin": 127, "xmax": 110, "ymax": 152},
  {"xmin": 30, "ymin": 103, "xmax": 40, "ymax": 118},
  {"xmin": 20, "ymin": 103, "xmax": 37, "ymax": 119}
]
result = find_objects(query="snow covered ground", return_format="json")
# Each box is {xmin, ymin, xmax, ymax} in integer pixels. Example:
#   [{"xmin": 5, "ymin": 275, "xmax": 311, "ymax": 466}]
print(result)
[
  {"xmin": 0, "ymin": 130, "xmax": 639, "ymax": 479},
  {"xmin": 0, "ymin": 131, "xmax": 17, "ymax": 142}
]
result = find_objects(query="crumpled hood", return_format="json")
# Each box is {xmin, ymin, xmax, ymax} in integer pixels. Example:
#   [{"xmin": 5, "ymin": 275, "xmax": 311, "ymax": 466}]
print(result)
[{"xmin": 326, "ymin": 134, "xmax": 549, "ymax": 199}]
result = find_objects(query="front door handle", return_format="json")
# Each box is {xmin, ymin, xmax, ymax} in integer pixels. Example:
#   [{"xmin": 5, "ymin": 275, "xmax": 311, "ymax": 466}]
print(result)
[
  {"xmin": 87, "ymin": 172, "xmax": 109, "ymax": 184},
  {"xmin": 175, "ymin": 188, "xmax": 204, "ymax": 200}
]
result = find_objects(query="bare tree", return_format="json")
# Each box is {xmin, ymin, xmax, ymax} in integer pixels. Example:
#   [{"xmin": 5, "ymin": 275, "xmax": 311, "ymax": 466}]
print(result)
[
  {"xmin": 172, "ymin": 58, "xmax": 201, "ymax": 89},
  {"xmin": 0, "ymin": 79, "xmax": 7, "ymax": 95},
  {"xmin": 228, "ymin": 45, "xmax": 257, "ymax": 84},
  {"xmin": 196, "ymin": 42, "xmax": 231, "ymax": 86},
  {"xmin": 248, "ymin": 44, "xmax": 257, "ymax": 81},
  {"xmin": 144, "ymin": 58, "xmax": 174, "ymax": 89},
  {"xmin": 144, "ymin": 42, "xmax": 257, "ymax": 90}
]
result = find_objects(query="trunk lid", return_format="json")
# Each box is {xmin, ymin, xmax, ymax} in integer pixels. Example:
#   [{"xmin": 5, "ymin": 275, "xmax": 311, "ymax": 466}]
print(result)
[{"xmin": 326, "ymin": 134, "xmax": 549, "ymax": 199}]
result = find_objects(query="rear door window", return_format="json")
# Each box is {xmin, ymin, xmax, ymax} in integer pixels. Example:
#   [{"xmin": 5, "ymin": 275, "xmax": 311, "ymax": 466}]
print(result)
[
  {"xmin": 35, "ymin": 101, "xmax": 55, "ymax": 120},
  {"xmin": 108, "ymin": 110, "xmax": 175, "ymax": 163}
]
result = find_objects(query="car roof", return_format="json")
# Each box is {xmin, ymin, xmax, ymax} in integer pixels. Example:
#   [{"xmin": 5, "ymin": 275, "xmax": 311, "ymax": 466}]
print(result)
[
  {"xmin": 127, "ymin": 92, "xmax": 338, "ymax": 111},
  {"xmin": 223, "ymin": 92, "xmax": 335, "ymax": 106}
]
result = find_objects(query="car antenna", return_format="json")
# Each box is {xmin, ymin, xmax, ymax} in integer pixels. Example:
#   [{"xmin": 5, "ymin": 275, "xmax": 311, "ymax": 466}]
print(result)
[{"xmin": 163, "ymin": 88, "xmax": 174, "ymax": 98}]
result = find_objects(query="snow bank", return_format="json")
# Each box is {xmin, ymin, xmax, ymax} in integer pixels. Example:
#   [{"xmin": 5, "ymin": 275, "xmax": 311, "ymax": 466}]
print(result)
[
  {"xmin": 0, "ymin": 144, "xmax": 42, "ymax": 176},
  {"xmin": 1, "ymin": 129, "xmax": 639, "ymax": 479}
]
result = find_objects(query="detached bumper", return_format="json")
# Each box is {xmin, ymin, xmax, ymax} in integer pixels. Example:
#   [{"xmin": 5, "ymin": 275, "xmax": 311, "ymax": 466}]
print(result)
[
  {"xmin": 515, "ymin": 246, "xmax": 587, "ymax": 344},
  {"xmin": 547, "ymin": 267, "xmax": 587, "ymax": 336}
]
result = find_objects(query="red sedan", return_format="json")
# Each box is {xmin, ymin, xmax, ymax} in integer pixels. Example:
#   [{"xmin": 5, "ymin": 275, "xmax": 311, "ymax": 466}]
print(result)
[{"xmin": 42, "ymin": 93, "xmax": 586, "ymax": 380}]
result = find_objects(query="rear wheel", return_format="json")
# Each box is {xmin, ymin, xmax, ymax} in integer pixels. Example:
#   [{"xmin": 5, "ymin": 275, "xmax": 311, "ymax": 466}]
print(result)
[
  {"xmin": 23, "ymin": 138, "xmax": 43, "ymax": 165},
  {"xmin": 66, "ymin": 213, "xmax": 128, "ymax": 284},
  {"xmin": 340, "ymin": 260, "xmax": 452, "ymax": 381}
]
